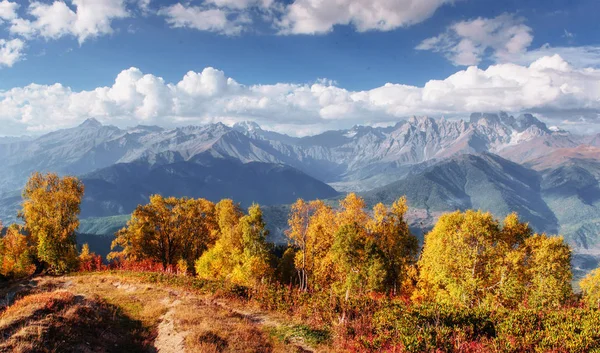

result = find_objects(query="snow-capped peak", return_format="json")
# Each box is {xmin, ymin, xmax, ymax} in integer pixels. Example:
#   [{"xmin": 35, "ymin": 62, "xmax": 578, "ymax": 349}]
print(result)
[{"xmin": 233, "ymin": 121, "xmax": 262, "ymax": 132}]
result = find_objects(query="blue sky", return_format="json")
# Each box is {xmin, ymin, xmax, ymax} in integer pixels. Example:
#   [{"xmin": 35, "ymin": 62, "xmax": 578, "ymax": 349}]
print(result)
[{"xmin": 0, "ymin": 0, "xmax": 599, "ymax": 136}]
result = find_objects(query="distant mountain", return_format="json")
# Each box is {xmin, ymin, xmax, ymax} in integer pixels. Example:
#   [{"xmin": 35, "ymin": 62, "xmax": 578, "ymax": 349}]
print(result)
[
  {"xmin": 362, "ymin": 153, "xmax": 558, "ymax": 234},
  {"xmin": 0, "ymin": 119, "xmax": 130, "ymax": 192},
  {"xmin": 2, "ymin": 112, "xmax": 600, "ymax": 266},
  {"xmin": 233, "ymin": 112, "xmax": 570, "ymax": 190},
  {"xmin": 79, "ymin": 156, "xmax": 338, "ymax": 218},
  {"xmin": 0, "ymin": 136, "xmax": 34, "ymax": 144},
  {"xmin": 0, "ymin": 112, "xmax": 572, "ymax": 196}
]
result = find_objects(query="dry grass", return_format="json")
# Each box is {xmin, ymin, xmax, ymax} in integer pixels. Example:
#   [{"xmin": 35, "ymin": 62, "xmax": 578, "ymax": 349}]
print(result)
[
  {"xmin": 173, "ymin": 298, "xmax": 278, "ymax": 352},
  {"xmin": 0, "ymin": 290, "xmax": 151, "ymax": 353},
  {"xmin": 0, "ymin": 273, "xmax": 320, "ymax": 352}
]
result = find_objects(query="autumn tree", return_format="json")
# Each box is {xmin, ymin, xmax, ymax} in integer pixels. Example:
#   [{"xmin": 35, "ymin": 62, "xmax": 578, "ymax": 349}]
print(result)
[
  {"xmin": 580, "ymin": 268, "xmax": 600, "ymax": 309},
  {"xmin": 304, "ymin": 200, "xmax": 337, "ymax": 291},
  {"xmin": 236, "ymin": 204, "xmax": 273, "ymax": 284},
  {"xmin": 337, "ymin": 193, "xmax": 369, "ymax": 228},
  {"xmin": 520, "ymin": 234, "xmax": 572, "ymax": 308},
  {"xmin": 287, "ymin": 199, "xmax": 312, "ymax": 291},
  {"xmin": 196, "ymin": 202, "xmax": 272, "ymax": 286},
  {"xmin": 109, "ymin": 195, "xmax": 218, "ymax": 270},
  {"xmin": 367, "ymin": 198, "xmax": 418, "ymax": 295},
  {"xmin": 0, "ymin": 224, "xmax": 35, "ymax": 278},
  {"xmin": 78, "ymin": 243, "xmax": 102, "ymax": 272},
  {"xmin": 286, "ymin": 199, "xmax": 336, "ymax": 291},
  {"xmin": 195, "ymin": 199, "xmax": 244, "ymax": 281},
  {"xmin": 416, "ymin": 210, "xmax": 572, "ymax": 308},
  {"xmin": 20, "ymin": 172, "xmax": 84, "ymax": 274}
]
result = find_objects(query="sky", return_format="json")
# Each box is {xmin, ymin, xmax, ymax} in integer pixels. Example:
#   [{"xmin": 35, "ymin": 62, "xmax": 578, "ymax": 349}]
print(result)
[{"xmin": 0, "ymin": 0, "xmax": 599, "ymax": 136}]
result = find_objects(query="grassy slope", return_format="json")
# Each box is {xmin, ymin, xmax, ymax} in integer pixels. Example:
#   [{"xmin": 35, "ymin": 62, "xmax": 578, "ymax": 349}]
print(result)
[{"xmin": 0, "ymin": 273, "xmax": 329, "ymax": 353}]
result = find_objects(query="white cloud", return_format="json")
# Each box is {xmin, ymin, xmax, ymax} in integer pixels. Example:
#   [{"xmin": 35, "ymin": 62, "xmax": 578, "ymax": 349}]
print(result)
[
  {"xmin": 417, "ymin": 14, "xmax": 533, "ymax": 65},
  {"xmin": 204, "ymin": 0, "xmax": 274, "ymax": 10},
  {"xmin": 0, "ymin": 0, "xmax": 18, "ymax": 21},
  {"xmin": 137, "ymin": 0, "xmax": 151, "ymax": 12},
  {"xmin": 278, "ymin": 0, "xmax": 454, "ymax": 34},
  {"xmin": 0, "ymin": 38, "xmax": 25, "ymax": 67},
  {"xmin": 9, "ymin": 0, "xmax": 129, "ymax": 44},
  {"xmin": 513, "ymin": 45, "xmax": 600, "ymax": 68},
  {"xmin": 418, "ymin": 15, "xmax": 600, "ymax": 69},
  {"xmin": 158, "ymin": 3, "xmax": 249, "ymax": 36},
  {"xmin": 154, "ymin": 0, "xmax": 453, "ymax": 35},
  {"xmin": 1, "ymin": 55, "xmax": 600, "ymax": 135}
]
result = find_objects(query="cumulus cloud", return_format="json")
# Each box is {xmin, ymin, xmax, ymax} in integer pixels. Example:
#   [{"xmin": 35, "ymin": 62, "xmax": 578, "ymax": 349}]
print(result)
[
  {"xmin": 417, "ymin": 14, "xmax": 533, "ymax": 65},
  {"xmin": 278, "ymin": 0, "xmax": 454, "ymax": 34},
  {"xmin": 8, "ymin": 0, "xmax": 129, "ymax": 44},
  {"xmin": 1, "ymin": 55, "xmax": 600, "ymax": 135},
  {"xmin": 0, "ymin": 38, "xmax": 24, "ymax": 67},
  {"xmin": 0, "ymin": 0, "xmax": 18, "ymax": 21}
]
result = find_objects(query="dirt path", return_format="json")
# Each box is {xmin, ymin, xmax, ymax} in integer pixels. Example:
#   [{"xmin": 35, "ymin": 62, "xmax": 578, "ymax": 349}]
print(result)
[{"xmin": 155, "ymin": 298, "xmax": 186, "ymax": 353}]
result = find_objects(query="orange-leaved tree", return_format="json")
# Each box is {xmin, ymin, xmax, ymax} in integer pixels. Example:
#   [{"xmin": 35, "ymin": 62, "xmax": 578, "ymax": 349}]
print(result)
[
  {"xmin": 109, "ymin": 195, "xmax": 218, "ymax": 271},
  {"xmin": 0, "ymin": 224, "xmax": 35, "ymax": 278}
]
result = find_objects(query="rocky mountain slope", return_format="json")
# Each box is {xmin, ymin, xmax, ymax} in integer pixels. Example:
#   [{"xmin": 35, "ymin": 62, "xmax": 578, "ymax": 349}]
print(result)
[
  {"xmin": 0, "ymin": 112, "xmax": 575, "ymax": 195},
  {"xmin": 362, "ymin": 153, "xmax": 558, "ymax": 234}
]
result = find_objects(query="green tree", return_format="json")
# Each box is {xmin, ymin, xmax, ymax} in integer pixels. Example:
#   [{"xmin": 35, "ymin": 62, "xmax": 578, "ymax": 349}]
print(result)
[
  {"xmin": 332, "ymin": 222, "xmax": 379, "ymax": 299},
  {"xmin": 20, "ymin": 172, "xmax": 84, "ymax": 273}
]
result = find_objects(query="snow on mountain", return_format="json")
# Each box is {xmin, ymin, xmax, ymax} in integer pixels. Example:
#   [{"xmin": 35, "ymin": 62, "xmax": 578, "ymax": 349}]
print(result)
[{"xmin": 0, "ymin": 112, "xmax": 586, "ymax": 196}]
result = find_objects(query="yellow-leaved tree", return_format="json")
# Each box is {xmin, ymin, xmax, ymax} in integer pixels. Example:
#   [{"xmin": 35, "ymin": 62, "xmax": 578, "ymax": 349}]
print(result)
[
  {"xmin": 196, "ymin": 202, "xmax": 272, "ymax": 286},
  {"xmin": 304, "ymin": 200, "xmax": 337, "ymax": 291},
  {"xmin": 109, "ymin": 195, "xmax": 218, "ymax": 270},
  {"xmin": 580, "ymin": 268, "xmax": 600, "ymax": 309},
  {"xmin": 330, "ymin": 195, "xmax": 418, "ymax": 299},
  {"xmin": 20, "ymin": 172, "xmax": 84, "ymax": 274},
  {"xmin": 195, "ymin": 199, "xmax": 244, "ymax": 280},
  {"xmin": 286, "ymin": 199, "xmax": 336, "ymax": 291},
  {"xmin": 236, "ymin": 204, "xmax": 273, "ymax": 284},
  {"xmin": 367, "ymin": 198, "xmax": 418, "ymax": 296},
  {"xmin": 416, "ymin": 210, "xmax": 572, "ymax": 308}
]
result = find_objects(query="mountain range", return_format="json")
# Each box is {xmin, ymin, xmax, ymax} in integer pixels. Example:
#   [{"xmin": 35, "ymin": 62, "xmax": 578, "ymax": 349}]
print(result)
[{"xmin": 1, "ymin": 112, "xmax": 600, "ymax": 272}]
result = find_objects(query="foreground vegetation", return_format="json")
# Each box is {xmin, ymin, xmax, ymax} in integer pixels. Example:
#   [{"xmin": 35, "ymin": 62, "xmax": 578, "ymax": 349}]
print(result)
[{"xmin": 2, "ymin": 172, "xmax": 600, "ymax": 352}]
